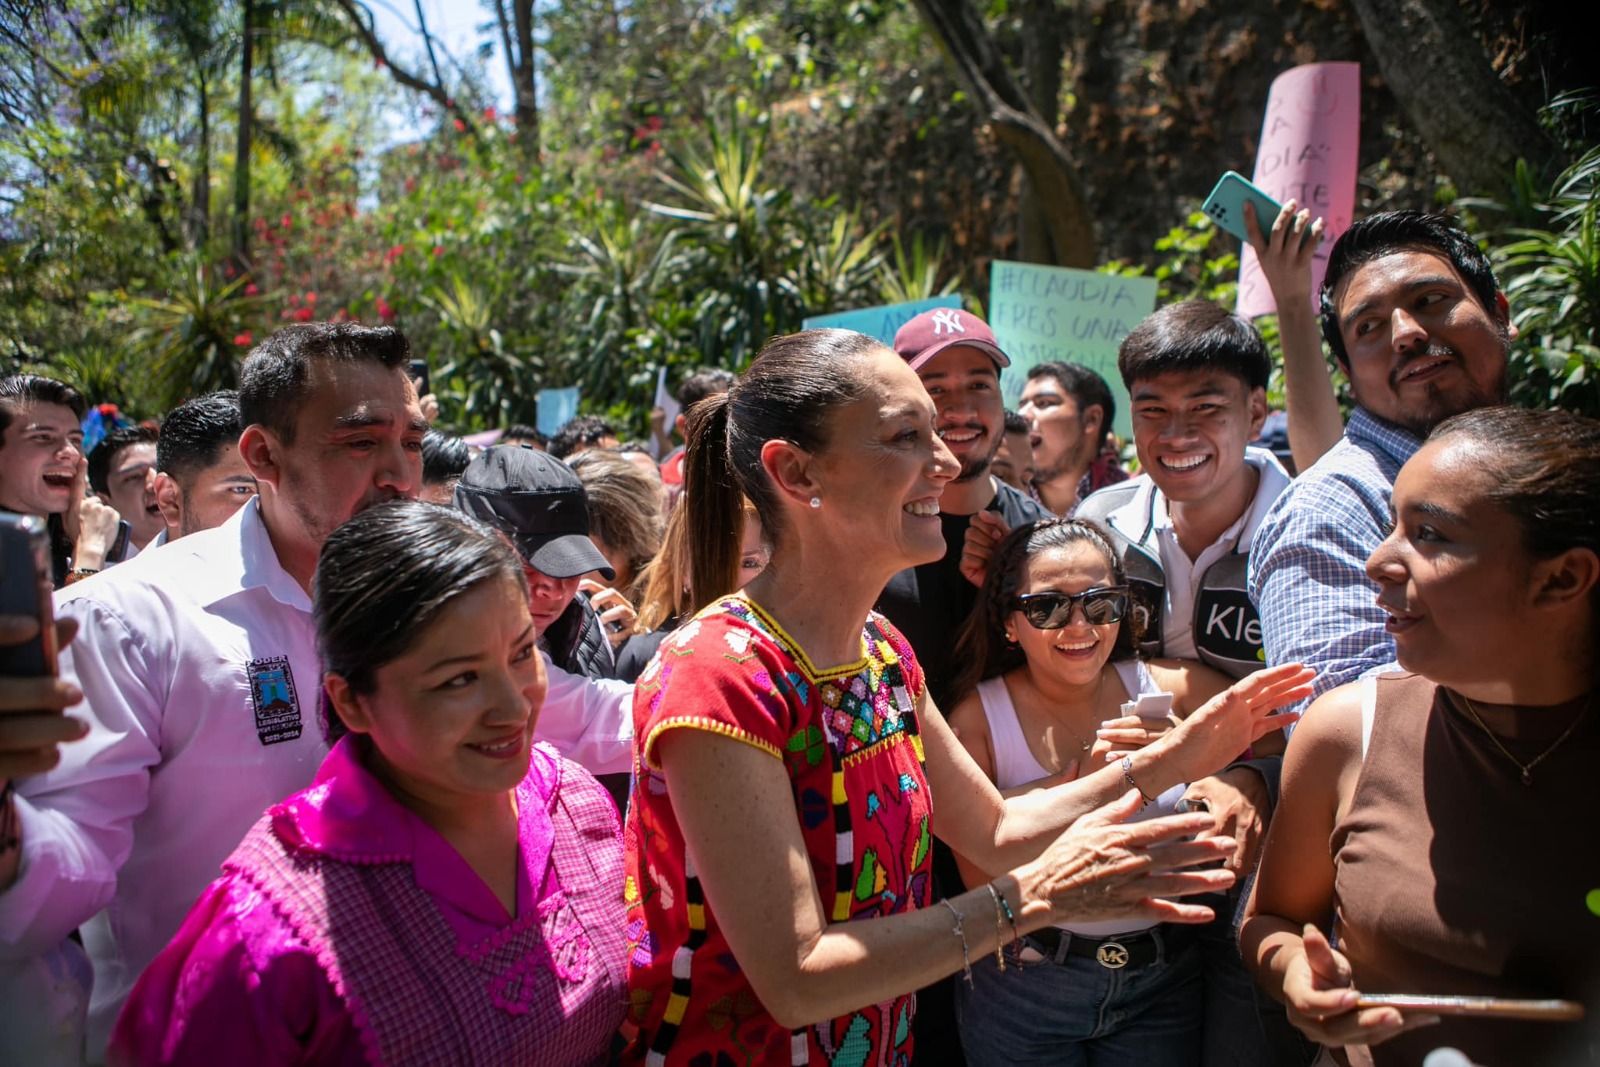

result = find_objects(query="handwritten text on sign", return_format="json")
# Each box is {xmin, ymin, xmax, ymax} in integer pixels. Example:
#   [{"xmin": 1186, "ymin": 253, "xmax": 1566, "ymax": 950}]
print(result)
[
  {"xmin": 989, "ymin": 261, "xmax": 1158, "ymax": 438},
  {"xmin": 1237, "ymin": 62, "xmax": 1360, "ymax": 319}
]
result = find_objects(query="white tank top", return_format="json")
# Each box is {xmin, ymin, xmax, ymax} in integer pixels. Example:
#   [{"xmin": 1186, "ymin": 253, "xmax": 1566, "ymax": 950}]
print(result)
[{"xmin": 977, "ymin": 659, "xmax": 1187, "ymax": 936}]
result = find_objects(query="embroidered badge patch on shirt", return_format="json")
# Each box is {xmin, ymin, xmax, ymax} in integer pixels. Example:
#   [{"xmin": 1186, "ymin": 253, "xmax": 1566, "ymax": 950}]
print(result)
[{"xmin": 247, "ymin": 656, "xmax": 303, "ymax": 745}]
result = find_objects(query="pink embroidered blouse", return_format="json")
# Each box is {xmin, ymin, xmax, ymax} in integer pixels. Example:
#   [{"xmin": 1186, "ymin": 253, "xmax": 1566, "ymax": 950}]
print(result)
[{"xmin": 109, "ymin": 735, "xmax": 627, "ymax": 1066}]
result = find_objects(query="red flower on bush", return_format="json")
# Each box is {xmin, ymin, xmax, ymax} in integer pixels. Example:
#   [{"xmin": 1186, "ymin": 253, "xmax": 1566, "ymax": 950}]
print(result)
[
  {"xmin": 484, "ymin": 106, "xmax": 497, "ymax": 122},
  {"xmin": 384, "ymin": 244, "xmax": 405, "ymax": 265},
  {"xmin": 292, "ymin": 306, "xmax": 314, "ymax": 322},
  {"xmin": 244, "ymin": 282, "xmax": 259, "ymax": 296},
  {"xmin": 304, "ymin": 291, "xmax": 317, "ymax": 305},
  {"xmin": 233, "ymin": 332, "xmax": 253, "ymax": 347},
  {"xmin": 376, "ymin": 296, "xmax": 395, "ymax": 322},
  {"xmin": 452, "ymin": 118, "xmax": 466, "ymax": 133},
  {"xmin": 279, "ymin": 212, "xmax": 292, "ymax": 229},
  {"xmin": 431, "ymin": 245, "xmax": 444, "ymax": 258}
]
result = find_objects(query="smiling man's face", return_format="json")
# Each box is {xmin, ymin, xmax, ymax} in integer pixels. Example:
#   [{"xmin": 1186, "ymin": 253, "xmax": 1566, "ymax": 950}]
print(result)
[
  {"xmin": 915, "ymin": 345, "xmax": 1003, "ymax": 482},
  {"xmin": 1331, "ymin": 248, "xmax": 1511, "ymax": 435}
]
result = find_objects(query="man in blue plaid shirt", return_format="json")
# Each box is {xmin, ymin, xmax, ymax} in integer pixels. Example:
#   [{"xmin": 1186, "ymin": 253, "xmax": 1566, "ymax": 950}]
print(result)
[{"xmin": 1249, "ymin": 212, "xmax": 1516, "ymax": 709}]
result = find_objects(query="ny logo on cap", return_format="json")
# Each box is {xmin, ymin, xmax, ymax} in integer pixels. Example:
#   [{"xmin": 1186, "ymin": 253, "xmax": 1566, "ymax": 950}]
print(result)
[{"xmin": 930, "ymin": 309, "xmax": 965, "ymax": 336}]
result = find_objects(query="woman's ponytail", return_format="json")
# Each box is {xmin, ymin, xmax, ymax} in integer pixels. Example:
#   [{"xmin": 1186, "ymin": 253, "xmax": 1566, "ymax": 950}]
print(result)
[{"xmin": 683, "ymin": 391, "xmax": 743, "ymax": 613}]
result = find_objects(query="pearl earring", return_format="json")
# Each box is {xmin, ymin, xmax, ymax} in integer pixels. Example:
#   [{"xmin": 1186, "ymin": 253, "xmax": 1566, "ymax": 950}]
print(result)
[{"xmin": 809, "ymin": 496, "xmax": 822, "ymax": 509}]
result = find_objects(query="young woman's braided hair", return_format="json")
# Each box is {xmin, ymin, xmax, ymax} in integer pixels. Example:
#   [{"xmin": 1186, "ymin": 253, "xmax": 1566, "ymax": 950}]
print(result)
[{"xmin": 949, "ymin": 517, "xmax": 1143, "ymax": 704}]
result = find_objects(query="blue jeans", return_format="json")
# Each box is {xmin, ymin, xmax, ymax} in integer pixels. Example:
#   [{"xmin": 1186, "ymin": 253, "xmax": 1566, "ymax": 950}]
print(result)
[{"xmin": 955, "ymin": 926, "xmax": 1203, "ymax": 1067}]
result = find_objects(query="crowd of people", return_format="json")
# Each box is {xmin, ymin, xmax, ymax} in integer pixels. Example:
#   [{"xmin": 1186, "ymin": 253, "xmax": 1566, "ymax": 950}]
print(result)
[{"xmin": 0, "ymin": 204, "xmax": 1593, "ymax": 1067}]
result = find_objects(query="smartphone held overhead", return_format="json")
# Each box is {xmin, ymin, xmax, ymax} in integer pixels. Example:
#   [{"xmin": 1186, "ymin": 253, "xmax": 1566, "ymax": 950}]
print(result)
[{"xmin": 1202, "ymin": 171, "xmax": 1284, "ymax": 243}]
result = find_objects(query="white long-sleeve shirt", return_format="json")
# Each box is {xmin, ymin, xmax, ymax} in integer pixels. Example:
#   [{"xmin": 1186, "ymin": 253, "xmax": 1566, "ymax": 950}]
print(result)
[
  {"xmin": 0, "ymin": 499, "xmax": 635, "ymax": 1060},
  {"xmin": 1, "ymin": 500, "xmax": 327, "ymax": 1057},
  {"xmin": 538, "ymin": 656, "xmax": 634, "ymax": 777}
]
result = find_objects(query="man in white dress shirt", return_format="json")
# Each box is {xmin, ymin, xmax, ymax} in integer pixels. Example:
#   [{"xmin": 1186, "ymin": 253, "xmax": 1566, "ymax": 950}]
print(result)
[{"xmin": 0, "ymin": 322, "xmax": 630, "ymax": 1062}]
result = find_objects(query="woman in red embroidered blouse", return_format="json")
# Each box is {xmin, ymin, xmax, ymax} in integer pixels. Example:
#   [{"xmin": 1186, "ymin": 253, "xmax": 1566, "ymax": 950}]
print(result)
[{"xmin": 622, "ymin": 329, "xmax": 1314, "ymax": 1066}]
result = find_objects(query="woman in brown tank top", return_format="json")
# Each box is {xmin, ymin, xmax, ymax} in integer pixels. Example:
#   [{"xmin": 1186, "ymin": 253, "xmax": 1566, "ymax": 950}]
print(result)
[{"xmin": 1242, "ymin": 407, "xmax": 1600, "ymax": 1067}]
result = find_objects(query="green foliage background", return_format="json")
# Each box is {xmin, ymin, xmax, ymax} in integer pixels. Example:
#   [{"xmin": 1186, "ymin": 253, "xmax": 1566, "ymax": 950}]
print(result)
[{"xmin": 1, "ymin": 1, "xmax": 1595, "ymax": 435}]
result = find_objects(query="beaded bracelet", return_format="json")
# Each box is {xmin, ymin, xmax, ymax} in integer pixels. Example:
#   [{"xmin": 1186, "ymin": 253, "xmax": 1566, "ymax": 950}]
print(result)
[
  {"xmin": 985, "ymin": 883, "xmax": 1008, "ymax": 972},
  {"xmin": 992, "ymin": 883, "xmax": 1020, "ymax": 943},
  {"xmin": 939, "ymin": 898, "xmax": 973, "ymax": 987}
]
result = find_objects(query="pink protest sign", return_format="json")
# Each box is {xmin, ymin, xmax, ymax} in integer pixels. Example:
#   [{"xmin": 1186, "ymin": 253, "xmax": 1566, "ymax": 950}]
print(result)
[{"xmin": 1237, "ymin": 62, "xmax": 1360, "ymax": 319}]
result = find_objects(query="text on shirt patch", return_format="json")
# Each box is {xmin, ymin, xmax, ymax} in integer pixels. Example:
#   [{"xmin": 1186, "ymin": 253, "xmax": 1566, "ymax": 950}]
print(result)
[{"xmin": 248, "ymin": 655, "xmax": 303, "ymax": 745}]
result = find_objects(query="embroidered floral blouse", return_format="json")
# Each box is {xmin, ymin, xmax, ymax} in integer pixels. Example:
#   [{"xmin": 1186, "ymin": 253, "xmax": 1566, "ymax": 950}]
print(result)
[
  {"xmin": 109, "ymin": 735, "xmax": 627, "ymax": 1066},
  {"xmin": 622, "ymin": 596, "xmax": 934, "ymax": 1066}
]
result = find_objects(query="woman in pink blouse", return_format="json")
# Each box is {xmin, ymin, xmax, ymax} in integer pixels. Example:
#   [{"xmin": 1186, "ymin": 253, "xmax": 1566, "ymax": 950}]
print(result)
[{"xmin": 109, "ymin": 503, "xmax": 627, "ymax": 1066}]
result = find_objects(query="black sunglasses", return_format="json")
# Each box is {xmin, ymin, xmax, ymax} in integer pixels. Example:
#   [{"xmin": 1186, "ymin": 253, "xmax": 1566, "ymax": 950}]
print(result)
[{"xmin": 1013, "ymin": 586, "xmax": 1131, "ymax": 629}]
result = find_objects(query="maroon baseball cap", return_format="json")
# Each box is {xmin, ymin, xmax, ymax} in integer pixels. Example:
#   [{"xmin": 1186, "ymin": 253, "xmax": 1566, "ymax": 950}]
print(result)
[{"xmin": 892, "ymin": 307, "xmax": 1011, "ymax": 371}]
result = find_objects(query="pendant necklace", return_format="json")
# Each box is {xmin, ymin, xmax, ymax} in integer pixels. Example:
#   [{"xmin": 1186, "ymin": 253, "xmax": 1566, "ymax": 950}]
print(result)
[{"xmin": 1453, "ymin": 690, "xmax": 1591, "ymax": 786}]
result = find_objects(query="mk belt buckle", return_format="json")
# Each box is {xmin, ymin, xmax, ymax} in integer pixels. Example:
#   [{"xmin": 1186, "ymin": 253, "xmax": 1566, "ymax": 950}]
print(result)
[{"xmin": 1094, "ymin": 941, "xmax": 1130, "ymax": 969}]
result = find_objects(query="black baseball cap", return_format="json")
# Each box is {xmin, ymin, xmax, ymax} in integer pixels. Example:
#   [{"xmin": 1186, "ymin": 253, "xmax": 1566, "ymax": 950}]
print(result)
[{"xmin": 452, "ymin": 446, "xmax": 615, "ymax": 580}]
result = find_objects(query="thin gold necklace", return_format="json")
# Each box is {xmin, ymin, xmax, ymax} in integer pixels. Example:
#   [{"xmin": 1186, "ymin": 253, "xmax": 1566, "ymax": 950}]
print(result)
[
  {"xmin": 1453, "ymin": 691, "xmax": 1591, "ymax": 786},
  {"xmin": 1033, "ymin": 666, "xmax": 1105, "ymax": 768}
]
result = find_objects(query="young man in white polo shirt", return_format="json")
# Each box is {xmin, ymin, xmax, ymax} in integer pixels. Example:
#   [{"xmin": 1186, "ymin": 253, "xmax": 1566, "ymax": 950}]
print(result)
[{"xmin": 1075, "ymin": 299, "xmax": 1301, "ymax": 1066}]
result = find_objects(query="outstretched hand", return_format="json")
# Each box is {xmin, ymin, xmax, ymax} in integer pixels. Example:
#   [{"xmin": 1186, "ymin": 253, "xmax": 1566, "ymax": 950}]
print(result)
[
  {"xmin": 1165, "ymin": 663, "xmax": 1313, "ymax": 783},
  {"xmin": 1019, "ymin": 789, "xmax": 1236, "ymax": 929}
]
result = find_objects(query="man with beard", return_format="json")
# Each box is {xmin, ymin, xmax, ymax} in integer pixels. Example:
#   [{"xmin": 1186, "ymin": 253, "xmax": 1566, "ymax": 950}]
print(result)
[
  {"xmin": 0, "ymin": 323, "xmax": 427, "ymax": 1059},
  {"xmin": 1249, "ymin": 211, "xmax": 1514, "ymax": 707},
  {"xmin": 877, "ymin": 308, "xmax": 1048, "ymax": 712},
  {"xmin": 148, "ymin": 390, "xmax": 258, "ymax": 544},
  {"xmin": 1018, "ymin": 360, "xmax": 1128, "ymax": 516}
]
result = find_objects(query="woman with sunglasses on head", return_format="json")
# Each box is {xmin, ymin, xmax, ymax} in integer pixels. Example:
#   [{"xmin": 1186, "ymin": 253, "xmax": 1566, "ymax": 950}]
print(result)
[
  {"xmin": 1242, "ymin": 406, "xmax": 1600, "ymax": 1067},
  {"xmin": 621, "ymin": 329, "xmax": 1313, "ymax": 1066},
  {"xmin": 109, "ymin": 503, "xmax": 627, "ymax": 1066},
  {"xmin": 945, "ymin": 517, "xmax": 1264, "ymax": 1066}
]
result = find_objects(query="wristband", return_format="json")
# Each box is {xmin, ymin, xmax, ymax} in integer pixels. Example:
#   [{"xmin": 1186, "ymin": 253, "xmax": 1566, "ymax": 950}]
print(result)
[{"xmin": 1121, "ymin": 756, "xmax": 1158, "ymax": 804}]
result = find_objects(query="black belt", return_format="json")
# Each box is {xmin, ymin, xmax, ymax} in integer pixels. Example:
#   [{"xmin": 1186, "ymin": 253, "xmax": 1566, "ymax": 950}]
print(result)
[{"xmin": 1020, "ymin": 925, "xmax": 1188, "ymax": 970}]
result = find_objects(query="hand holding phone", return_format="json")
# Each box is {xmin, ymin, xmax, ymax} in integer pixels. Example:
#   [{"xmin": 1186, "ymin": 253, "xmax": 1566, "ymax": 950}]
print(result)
[
  {"xmin": 408, "ymin": 358, "xmax": 431, "ymax": 400},
  {"xmin": 1202, "ymin": 171, "xmax": 1285, "ymax": 243},
  {"xmin": 0, "ymin": 514, "xmax": 86, "ymax": 783}
]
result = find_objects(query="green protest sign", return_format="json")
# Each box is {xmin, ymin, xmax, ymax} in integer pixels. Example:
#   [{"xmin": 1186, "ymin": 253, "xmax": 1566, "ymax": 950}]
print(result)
[{"xmin": 988, "ymin": 261, "xmax": 1158, "ymax": 437}]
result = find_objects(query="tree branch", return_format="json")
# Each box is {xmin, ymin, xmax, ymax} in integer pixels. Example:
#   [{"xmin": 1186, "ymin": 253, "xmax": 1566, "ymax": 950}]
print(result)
[
  {"xmin": 909, "ymin": 0, "xmax": 1096, "ymax": 265},
  {"xmin": 331, "ymin": 0, "xmax": 482, "ymax": 141}
]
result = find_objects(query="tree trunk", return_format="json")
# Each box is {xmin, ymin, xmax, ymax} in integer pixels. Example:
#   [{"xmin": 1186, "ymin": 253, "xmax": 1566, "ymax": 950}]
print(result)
[
  {"xmin": 1346, "ymin": 0, "xmax": 1561, "ymax": 195},
  {"xmin": 1016, "ymin": 0, "xmax": 1064, "ymax": 265},
  {"xmin": 230, "ymin": 0, "xmax": 254, "ymax": 276},
  {"xmin": 509, "ymin": 0, "xmax": 540, "ymax": 161},
  {"xmin": 910, "ymin": 0, "xmax": 1096, "ymax": 267},
  {"xmin": 190, "ymin": 71, "xmax": 210, "ymax": 252}
]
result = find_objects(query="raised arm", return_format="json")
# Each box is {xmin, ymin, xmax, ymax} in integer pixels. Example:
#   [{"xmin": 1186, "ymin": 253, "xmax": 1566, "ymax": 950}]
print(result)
[
  {"xmin": 923, "ymin": 663, "xmax": 1313, "ymax": 875},
  {"xmin": 1245, "ymin": 199, "xmax": 1342, "ymax": 471}
]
